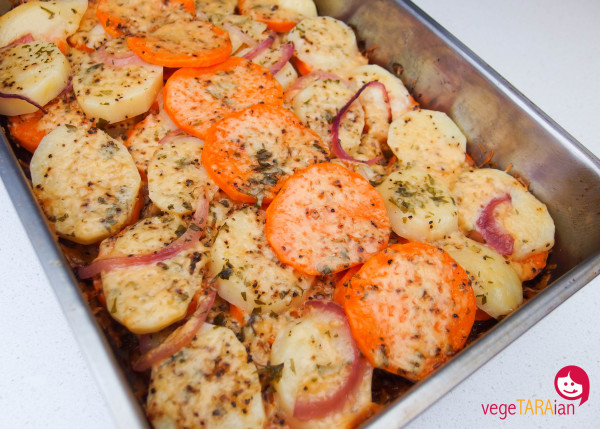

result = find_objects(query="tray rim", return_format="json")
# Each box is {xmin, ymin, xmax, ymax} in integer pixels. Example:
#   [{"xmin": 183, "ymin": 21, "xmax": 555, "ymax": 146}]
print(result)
[
  {"xmin": 357, "ymin": 0, "xmax": 600, "ymax": 425},
  {"xmin": 397, "ymin": 0, "xmax": 600, "ymax": 169},
  {"xmin": 0, "ymin": 130, "xmax": 149, "ymax": 429}
]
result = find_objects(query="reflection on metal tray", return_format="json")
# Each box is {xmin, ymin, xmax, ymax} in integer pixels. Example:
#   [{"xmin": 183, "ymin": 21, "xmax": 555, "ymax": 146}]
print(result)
[{"xmin": 0, "ymin": 0, "xmax": 599, "ymax": 427}]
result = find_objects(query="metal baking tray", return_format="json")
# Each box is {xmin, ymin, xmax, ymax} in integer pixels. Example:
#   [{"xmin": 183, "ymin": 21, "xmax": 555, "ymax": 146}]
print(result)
[{"xmin": 1, "ymin": 0, "xmax": 599, "ymax": 427}]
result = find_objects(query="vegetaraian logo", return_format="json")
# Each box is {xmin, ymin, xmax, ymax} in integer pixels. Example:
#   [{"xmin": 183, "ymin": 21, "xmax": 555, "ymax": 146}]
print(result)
[
  {"xmin": 480, "ymin": 365, "xmax": 589, "ymax": 419},
  {"xmin": 554, "ymin": 365, "xmax": 590, "ymax": 406}
]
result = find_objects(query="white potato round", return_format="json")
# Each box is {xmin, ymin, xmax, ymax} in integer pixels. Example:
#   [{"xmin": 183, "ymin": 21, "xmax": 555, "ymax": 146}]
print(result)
[
  {"xmin": 376, "ymin": 168, "xmax": 459, "ymax": 242},
  {"xmin": 452, "ymin": 168, "xmax": 555, "ymax": 260},
  {"xmin": 438, "ymin": 233, "xmax": 523, "ymax": 318},
  {"xmin": 147, "ymin": 324, "xmax": 265, "ymax": 429},
  {"xmin": 30, "ymin": 124, "xmax": 141, "ymax": 244},
  {"xmin": 73, "ymin": 38, "xmax": 162, "ymax": 123},
  {"xmin": 0, "ymin": 0, "xmax": 87, "ymax": 47},
  {"xmin": 99, "ymin": 214, "xmax": 209, "ymax": 334},
  {"xmin": 209, "ymin": 207, "xmax": 314, "ymax": 315},
  {"xmin": 0, "ymin": 41, "xmax": 70, "ymax": 115},
  {"xmin": 147, "ymin": 135, "xmax": 218, "ymax": 215},
  {"xmin": 291, "ymin": 78, "xmax": 369, "ymax": 159},
  {"xmin": 270, "ymin": 306, "xmax": 373, "ymax": 428},
  {"xmin": 388, "ymin": 109, "xmax": 467, "ymax": 183},
  {"xmin": 286, "ymin": 16, "xmax": 367, "ymax": 75},
  {"xmin": 239, "ymin": 311, "xmax": 292, "ymax": 367}
]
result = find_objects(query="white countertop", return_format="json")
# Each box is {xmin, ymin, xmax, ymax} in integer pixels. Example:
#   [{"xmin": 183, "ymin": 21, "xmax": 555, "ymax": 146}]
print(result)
[{"xmin": 1, "ymin": 0, "xmax": 599, "ymax": 428}]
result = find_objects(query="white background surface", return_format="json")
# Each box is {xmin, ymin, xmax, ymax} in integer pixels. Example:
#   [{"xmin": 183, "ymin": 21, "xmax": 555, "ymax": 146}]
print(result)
[{"xmin": 0, "ymin": 0, "xmax": 599, "ymax": 428}]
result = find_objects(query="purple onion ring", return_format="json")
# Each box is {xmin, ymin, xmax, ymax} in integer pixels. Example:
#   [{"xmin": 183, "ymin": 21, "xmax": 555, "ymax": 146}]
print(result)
[
  {"xmin": 0, "ymin": 92, "xmax": 48, "ymax": 114},
  {"xmin": 268, "ymin": 42, "xmax": 294, "ymax": 75},
  {"xmin": 331, "ymin": 81, "xmax": 390, "ymax": 164},
  {"xmin": 242, "ymin": 31, "xmax": 276, "ymax": 60}
]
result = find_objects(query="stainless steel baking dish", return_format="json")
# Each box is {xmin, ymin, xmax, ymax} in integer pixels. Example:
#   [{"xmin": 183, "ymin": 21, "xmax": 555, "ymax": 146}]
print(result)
[{"xmin": 1, "ymin": 0, "xmax": 599, "ymax": 427}]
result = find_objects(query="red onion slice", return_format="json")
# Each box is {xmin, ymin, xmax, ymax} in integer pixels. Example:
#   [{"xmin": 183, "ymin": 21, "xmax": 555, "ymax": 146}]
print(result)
[
  {"xmin": 331, "ymin": 81, "xmax": 389, "ymax": 164},
  {"xmin": 0, "ymin": 92, "xmax": 48, "ymax": 114},
  {"xmin": 243, "ymin": 32, "xmax": 275, "ymax": 60},
  {"xmin": 93, "ymin": 44, "xmax": 148, "ymax": 68},
  {"xmin": 268, "ymin": 42, "xmax": 294, "ymax": 75},
  {"xmin": 1, "ymin": 34, "xmax": 73, "ymax": 113},
  {"xmin": 137, "ymin": 334, "xmax": 155, "ymax": 355},
  {"xmin": 4, "ymin": 33, "xmax": 34, "ymax": 48},
  {"xmin": 475, "ymin": 193, "xmax": 514, "ymax": 255},
  {"xmin": 292, "ymin": 300, "xmax": 367, "ymax": 421},
  {"xmin": 132, "ymin": 288, "xmax": 216, "ymax": 371},
  {"xmin": 78, "ymin": 194, "xmax": 209, "ymax": 279},
  {"xmin": 58, "ymin": 76, "xmax": 74, "ymax": 97}
]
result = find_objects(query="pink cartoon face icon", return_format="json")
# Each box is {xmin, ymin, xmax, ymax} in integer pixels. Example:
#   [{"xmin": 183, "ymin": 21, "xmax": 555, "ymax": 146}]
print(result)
[
  {"xmin": 554, "ymin": 365, "xmax": 590, "ymax": 406},
  {"xmin": 557, "ymin": 374, "xmax": 583, "ymax": 397}
]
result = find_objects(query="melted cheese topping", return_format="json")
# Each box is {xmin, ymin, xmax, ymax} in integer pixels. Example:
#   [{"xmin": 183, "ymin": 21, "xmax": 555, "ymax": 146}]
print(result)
[
  {"xmin": 210, "ymin": 207, "xmax": 314, "ymax": 314},
  {"xmin": 0, "ymin": 0, "xmax": 87, "ymax": 47},
  {"xmin": 1, "ymin": 1, "xmax": 558, "ymax": 426},
  {"xmin": 265, "ymin": 163, "xmax": 391, "ymax": 276},
  {"xmin": 352, "ymin": 248, "xmax": 465, "ymax": 379},
  {"xmin": 97, "ymin": 0, "xmax": 193, "ymax": 35},
  {"xmin": 240, "ymin": 0, "xmax": 317, "ymax": 27},
  {"xmin": 124, "ymin": 110, "xmax": 178, "ymax": 175},
  {"xmin": 194, "ymin": 0, "xmax": 237, "ymax": 16},
  {"xmin": 73, "ymin": 38, "xmax": 163, "ymax": 123},
  {"xmin": 30, "ymin": 124, "xmax": 141, "ymax": 244},
  {"xmin": 141, "ymin": 20, "xmax": 231, "ymax": 61},
  {"xmin": 99, "ymin": 214, "xmax": 209, "ymax": 333},
  {"xmin": 147, "ymin": 135, "xmax": 218, "ymax": 215},
  {"xmin": 147, "ymin": 324, "xmax": 265, "ymax": 429}
]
